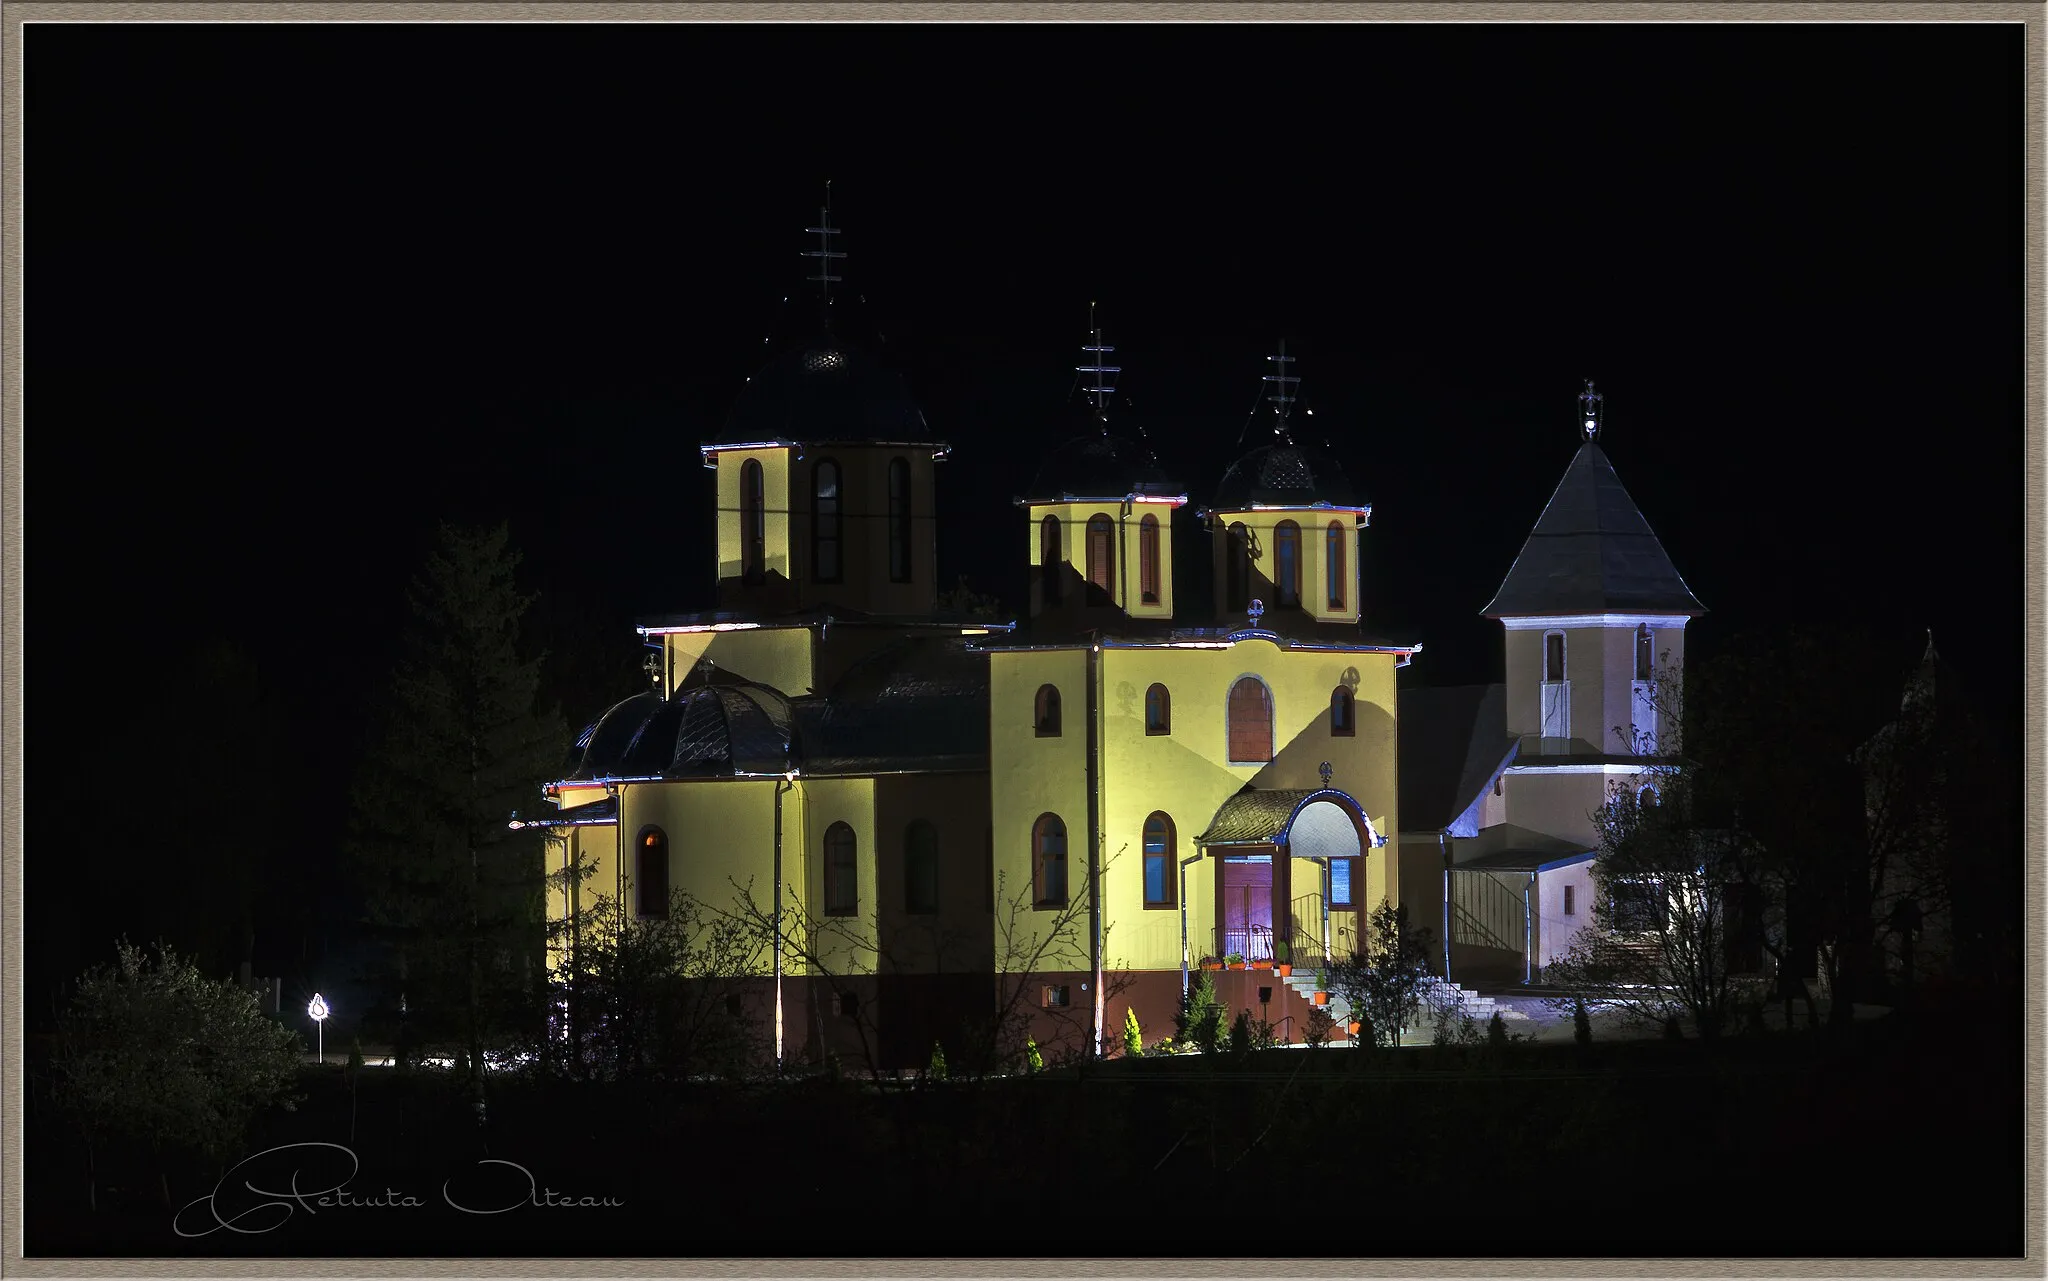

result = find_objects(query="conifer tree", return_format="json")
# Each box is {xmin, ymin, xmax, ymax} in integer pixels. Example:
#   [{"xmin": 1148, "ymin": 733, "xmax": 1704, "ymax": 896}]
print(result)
[{"xmin": 347, "ymin": 522, "xmax": 566, "ymax": 1103}]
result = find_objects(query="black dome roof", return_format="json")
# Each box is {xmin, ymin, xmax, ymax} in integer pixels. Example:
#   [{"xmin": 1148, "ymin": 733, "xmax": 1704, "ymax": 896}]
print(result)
[
  {"xmin": 1211, "ymin": 439, "xmax": 1359, "ymax": 510},
  {"xmin": 1023, "ymin": 406, "xmax": 1180, "ymax": 503},
  {"xmin": 566, "ymin": 676, "xmax": 794, "ymax": 779},
  {"xmin": 711, "ymin": 340, "xmax": 927, "ymax": 446}
]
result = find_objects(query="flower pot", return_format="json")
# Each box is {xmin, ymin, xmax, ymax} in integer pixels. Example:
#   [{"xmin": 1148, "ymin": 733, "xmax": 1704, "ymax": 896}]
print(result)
[
  {"xmin": 1227, "ymin": 963, "xmax": 1246, "ymax": 971},
  {"xmin": 1312, "ymin": 991, "xmax": 1329, "ymax": 1006},
  {"xmin": 1348, "ymin": 1021, "xmax": 1362, "ymax": 1036},
  {"xmin": 1251, "ymin": 959, "xmax": 1273, "ymax": 971},
  {"xmin": 1276, "ymin": 964, "xmax": 1293, "ymax": 978},
  {"xmin": 1200, "ymin": 961, "xmax": 1223, "ymax": 971}
]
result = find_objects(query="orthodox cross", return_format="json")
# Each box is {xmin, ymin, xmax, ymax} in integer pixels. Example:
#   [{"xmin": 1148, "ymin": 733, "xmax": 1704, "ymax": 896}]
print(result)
[
  {"xmin": 1319, "ymin": 761, "xmax": 1334, "ymax": 788},
  {"xmin": 1579, "ymin": 379, "xmax": 1604, "ymax": 441},
  {"xmin": 1248, "ymin": 598, "xmax": 1266, "ymax": 626},
  {"xmin": 1264, "ymin": 340, "xmax": 1300, "ymax": 441},
  {"xmin": 1076, "ymin": 301, "xmax": 1120, "ymax": 423},
  {"xmin": 803, "ymin": 180, "xmax": 844, "ymax": 307}
]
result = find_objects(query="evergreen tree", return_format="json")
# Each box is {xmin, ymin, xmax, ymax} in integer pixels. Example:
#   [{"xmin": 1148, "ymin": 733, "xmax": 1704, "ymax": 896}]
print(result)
[{"xmin": 347, "ymin": 523, "xmax": 566, "ymax": 1105}]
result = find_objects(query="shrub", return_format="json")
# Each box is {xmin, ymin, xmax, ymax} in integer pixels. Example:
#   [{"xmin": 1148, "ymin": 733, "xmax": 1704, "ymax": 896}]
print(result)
[
  {"xmin": 1573, "ymin": 998, "xmax": 1593, "ymax": 1047},
  {"xmin": 1663, "ymin": 1014, "xmax": 1684, "ymax": 1041},
  {"xmin": 1487, "ymin": 1011, "xmax": 1509, "ymax": 1048},
  {"xmin": 1122, "ymin": 1007, "xmax": 1143, "ymax": 1058},
  {"xmin": 1025, "ymin": 1038, "xmax": 1043, "ymax": 1074},
  {"xmin": 1303, "ymin": 1006, "xmax": 1335, "ymax": 1048},
  {"xmin": 1228, "ymin": 1010, "xmax": 1252, "ymax": 1057},
  {"xmin": 927, "ymin": 1040, "xmax": 948, "ymax": 1082},
  {"xmin": 1178, "ymin": 970, "xmax": 1224, "ymax": 1054}
]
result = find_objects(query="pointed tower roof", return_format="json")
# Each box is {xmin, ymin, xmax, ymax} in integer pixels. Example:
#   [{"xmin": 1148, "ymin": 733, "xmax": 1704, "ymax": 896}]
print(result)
[{"xmin": 1481, "ymin": 386, "xmax": 1704, "ymax": 618}]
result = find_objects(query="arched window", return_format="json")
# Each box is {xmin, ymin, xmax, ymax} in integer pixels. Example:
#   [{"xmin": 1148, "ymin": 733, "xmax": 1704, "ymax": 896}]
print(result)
[
  {"xmin": 1330, "ymin": 686, "xmax": 1355, "ymax": 737},
  {"xmin": 1033, "ymin": 813, "xmax": 1068, "ymax": 907},
  {"xmin": 740, "ymin": 459, "xmax": 766, "ymax": 584},
  {"xmin": 1639, "ymin": 784, "xmax": 1661, "ymax": 808},
  {"xmin": 1034, "ymin": 684, "xmax": 1062, "ymax": 737},
  {"xmin": 1139, "ymin": 514, "xmax": 1161, "ymax": 604},
  {"xmin": 1635, "ymin": 624, "xmax": 1654, "ymax": 681},
  {"xmin": 1145, "ymin": 683, "xmax": 1171, "ymax": 736},
  {"xmin": 1040, "ymin": 513, "xmax": 1063, "ymax": 605},
  {"xmin": 904, "ymin": 820, "xmax": 939, "ymax": 915},
  {"xmin": 812, "ymin": 459, "xmax": 842, "ymax": 583},
  {"xmin": 888, "ymin": 457, "xmax": 912, "ymax": 583},
  {"xmin": 636, "ymin": 826, "xmax": 670, "ymax": 919},
  {"xmin": 1086, "ymin": 514, "xmax": 1114, "ymax": 598},
  {"xmin": 1227, "ymin": 676, "xmax": 1274, "ymax": 764},
  {"xmin": 1143, "ymin": 812, "xmax": 1175, "ymax": 909},
  {"xmin": 1226, "ymin": 522, "xmax": 1251, "ymax": 612},
  {"xmin": 1274, "ymin": 521, "xmax": 1301, "ymax": 608},
  {"xmin": 824, "ymin": 822, "xmax": 858, "ymax": 917},
  {"xmin": 1326, "ymin": 521, "xmax": 1346, "ymax": 610}
]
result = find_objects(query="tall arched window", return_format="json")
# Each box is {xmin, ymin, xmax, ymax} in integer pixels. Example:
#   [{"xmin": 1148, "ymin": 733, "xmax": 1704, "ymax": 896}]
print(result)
[
  {"xmin": 1330, "ymin": 686, "xmax": 1356, "ymax": 737},
  {"xmin": 1227, "ymin": 676, "xmax": 1274, "ymax": 764},
  {"xmin": 1226, "ymin": 522, "xmax": 1251, "ymax": 612},
  {"xmin": 1143, "ymin": 812, "xmax": 1175, "ymax": 909},
  {"xmin": 812, "ymin": 459, "xmax": 842, "ymax": 583},
  {"xmin": 1139, "ymin": 514, "xmax": 1161, "ymax": 604},
  {"xmin": 1145, "ymin": 683, "xmax": 1171, "ymax": 735},
  {"xmin": 1033, "ymin": 813, "xmax": 1068, "ymax": 907},
  {"xmin": 888, "ymin": 457, "xmax": 912, "ymax": 583},
  {"xmin": 636, "ymin": 827, "xmax": 670, "ymax": 919},
  {"xmin": 904, "ymin": 820, "xmax": 939, "ymax": 915},
  {"xmin": 740, "ymin": 459, "xmax": 766, "ymax": 584},
  {"xmin": 824, "ymin": 822, "xmax": 858, "ymax": 917},
  {"xmin": 1635, "ymin": 624, "xmax": 1654, "ymax": 681},
  {"xmin": 1040, "ymin": 514, "xmax": 1063, "ymax": 605},
  {"xmin": 1086, "ymin": 514, "xmax": 1114, "ymax": 598},
  {"xmin": 1326, "ymin": 521, "xmax": 1346, "ymax": 610},
  {"xmin": 1274, "ymin": 521, "xmax": 1301, "ymax": 607},
  {"xmin": 1034, "ymin": 684, "xmax": 1062, "ymax": 737}
]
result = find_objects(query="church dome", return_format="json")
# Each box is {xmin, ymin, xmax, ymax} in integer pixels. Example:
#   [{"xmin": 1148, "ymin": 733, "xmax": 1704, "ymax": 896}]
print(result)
[
  {"xmin": 1211, "ymin": 439, "xmax": 1358, "ymax": 510},
  {"xmin": 566, "ymin": 676, "xmax": 795, "ymax": 779},
  {"xmin": 711, "ymin": 340, "xmax": 928, "ymax": 446},
  {"xmin": 1024, "ymin": 406, "xmax": 1180, "ymax": 503}
]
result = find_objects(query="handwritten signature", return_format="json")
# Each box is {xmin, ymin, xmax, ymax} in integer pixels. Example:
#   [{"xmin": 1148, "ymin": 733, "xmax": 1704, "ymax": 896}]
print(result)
[{"xmin": 173, "ymin": 1142, "xmax": 622, "ymax": 1237}]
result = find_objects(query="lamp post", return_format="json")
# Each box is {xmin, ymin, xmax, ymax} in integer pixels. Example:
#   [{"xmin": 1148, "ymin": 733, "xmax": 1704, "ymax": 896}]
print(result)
[{"xmin": 308, "ymin": 993, "xmax": 330, "ymax": 1064}]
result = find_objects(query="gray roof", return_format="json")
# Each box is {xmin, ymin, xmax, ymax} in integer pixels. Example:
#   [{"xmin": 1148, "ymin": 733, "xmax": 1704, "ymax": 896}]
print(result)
[
  {"xmin": 795, "ymin": 635, "xmax": 991, "ymax": 775},
  {"xmin": 1196, "ymin": 788, "xmax": 1365, "ymax": 846},
  {"xmin": 1397, "ymin": 684, "xmax": 1516, "ymax": 835},
  {"xmin": 711, "ymin": 341, "xmax": 929, "ymax": 446},
  {"xmin": 1208, "ymin": 440, "xmax": 1359, "ymax": 511},
  {"xmin": 1449, "ymin": 823, "xmax": 1595, "ymax": 872},
  {"xmin": 566, "ymin": 675, "xmax": 794, "ymax": 780},
  {"xmin": 1023, "ymin": 419, "xmax": 1181, "ymax": 503},
  {"xmin": 1481, "ymin": 441, "xmax": 1704, "ymax": 618}
]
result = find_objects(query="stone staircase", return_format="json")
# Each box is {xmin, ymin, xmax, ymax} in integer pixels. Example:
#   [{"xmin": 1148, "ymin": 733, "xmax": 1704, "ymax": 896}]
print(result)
[{"xmin": 1280, "ymin": 970, "xmax": 1532, "ymax": 1037}]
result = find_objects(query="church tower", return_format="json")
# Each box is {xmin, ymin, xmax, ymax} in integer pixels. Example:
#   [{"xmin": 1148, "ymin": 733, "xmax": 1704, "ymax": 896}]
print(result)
[
  {"xmin": 1018, "ymin": 308, "xmax": 1185, "ymax": 622},
  {"xmin": 698, "ymin": 188, "xmax": 945, "ymax": 621},
  {"xmin": 1481, "ymin": 382, "xmax": 1705, "ymax": 757},
  {"xmin": 1199, "ymin": 344, "xmax": 1372, "ymax": 632}
]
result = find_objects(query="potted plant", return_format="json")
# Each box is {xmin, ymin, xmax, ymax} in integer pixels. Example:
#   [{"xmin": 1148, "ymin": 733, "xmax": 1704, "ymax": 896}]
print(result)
[
  {"xmin": 1273, "ymin": 941, "xmax": 1293, "ymax": 978},
  {"xmin": 1199, "ymin": 955, "xmax": 1223, "ymax": 972},
  {"xmin": 1225, "ymin": 953, "xmax": 1246, "ymax": 971},
  {"xmin": 1250, "ymin": 956, "xmax": 1273, "ymax": 971},
  {"xmin": 1312, "ymin": 990, "xmax": 1330, "ymax": 1006}
]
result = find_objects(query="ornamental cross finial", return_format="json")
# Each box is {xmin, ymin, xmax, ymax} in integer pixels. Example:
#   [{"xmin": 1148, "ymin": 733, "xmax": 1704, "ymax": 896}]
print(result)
[
  {"xmin": 1264, "ymin": 340, "xmax": 1300, "ymax": 443},
  {"xmin": 1248, "ymin": 598, "xmax": 1265, "ymax": 626},
  {"xmin": 1319, "ymin": 761, "xmax": 1334, "ymax": 788},
  {"xmin": 802, "ymin": 180, "xmax": 844, "ymax": 311},
  {"xmin": 1076, "ymin": 301, "xmax": 1120, "ymax": 424},
  {"xmin": 1579, "ymin": 379, "xmax": 1604, "ymax": 441}
]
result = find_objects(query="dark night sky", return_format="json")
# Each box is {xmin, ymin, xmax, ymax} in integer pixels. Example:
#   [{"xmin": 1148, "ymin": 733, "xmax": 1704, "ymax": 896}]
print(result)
[{"xmin": 25, "ymin": 21, "xmax": 2028, "ymax": 990}]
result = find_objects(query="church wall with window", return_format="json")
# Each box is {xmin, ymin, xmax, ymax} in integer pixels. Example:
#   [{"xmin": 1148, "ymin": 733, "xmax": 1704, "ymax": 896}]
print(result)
[
  {"xmin": 657, "ymin": 625, "xmax": 817, "ymax": 699},
  {"xmin": 1080, "ymin": 640, "xmax": 1402, "ymax": 976},
  {"xmin": 1202, "ymin": 508, "xmax": 1367, "ymax": 625},
  {"xmin": 1024, "ymin": 500, "xmax": 1179, "ymax": 620},
  {"xmin": 986, "ymin": 646, "xmax": 1091, "ymax": 970},
  {"xmin": 712, "ymin": 447, "xmax": 796, "ymax": 591}
]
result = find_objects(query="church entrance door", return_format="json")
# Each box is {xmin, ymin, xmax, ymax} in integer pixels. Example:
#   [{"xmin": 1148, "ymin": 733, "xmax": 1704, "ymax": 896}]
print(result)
[{"xmin": 1219, "ymin": 855, "xmax": 1275, "ymax": 961}]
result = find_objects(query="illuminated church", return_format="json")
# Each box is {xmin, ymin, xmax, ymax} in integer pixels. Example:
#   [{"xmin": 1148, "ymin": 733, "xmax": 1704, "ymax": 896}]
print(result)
[{"xmin": 529, "ymin": 206, "xmax": 1702, "ymax": 1068}]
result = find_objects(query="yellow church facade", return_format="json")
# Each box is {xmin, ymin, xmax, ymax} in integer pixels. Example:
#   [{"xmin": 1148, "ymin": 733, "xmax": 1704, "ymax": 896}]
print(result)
[{"xmin": 526, "ymin": 218, "xmax": 1703, "ymax": 1070}]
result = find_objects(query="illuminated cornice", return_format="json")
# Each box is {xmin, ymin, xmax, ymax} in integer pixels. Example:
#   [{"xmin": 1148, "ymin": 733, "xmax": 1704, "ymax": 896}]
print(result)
[
  {"xmin": 1013, "ymin": 493, "xmax": 1190, "ymax": 509},
  {"xmin": 1498, "ymin": 614, "xmax": 1693, "ymax": 631}
]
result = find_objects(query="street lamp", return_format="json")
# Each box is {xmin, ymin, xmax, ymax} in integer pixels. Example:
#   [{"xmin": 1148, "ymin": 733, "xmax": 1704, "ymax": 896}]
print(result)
[{"xmin": 308, "ymin": 992, "xmax": 330, "ymax": 1064}]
